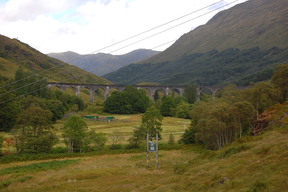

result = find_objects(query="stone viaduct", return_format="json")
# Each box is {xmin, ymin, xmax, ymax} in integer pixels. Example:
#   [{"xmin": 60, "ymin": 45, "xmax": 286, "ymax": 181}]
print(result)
[{"xmin": 47, "ymin": 82, "xmax": 223, "ymax": 103}]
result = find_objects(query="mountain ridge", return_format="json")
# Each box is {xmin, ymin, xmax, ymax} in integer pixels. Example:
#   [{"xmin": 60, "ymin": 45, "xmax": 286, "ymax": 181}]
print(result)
[
  {"xmin": 48, "ymin": 49, "xmax": 160, "ymax": 76},
  {"xmin": 142, "ymin": 0, "xmax": 288, "ymax": 64},
  {"xmin": 0, "ymin": 34, "xmax": 111, "ymax": 84},
  {"xmin": 104, "ymin": 0, "xmax": 288, "ymax": 86}
]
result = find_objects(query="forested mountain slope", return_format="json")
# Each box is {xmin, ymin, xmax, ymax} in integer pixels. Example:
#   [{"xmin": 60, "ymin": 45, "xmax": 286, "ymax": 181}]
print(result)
[
  {"xmin": 104, "ymin": 0, "xmax": 288, "ymax": 86},
  {"xmin": 143, "ymin": 0, "xmax": 288, "ymax": 64},
  {"xmin": 0, "ymin": 35, "xmax": 111, "ymax": 84},
  {"xmin": 104, "ymin": 47, "xmax": 288, "ymax": 86}
]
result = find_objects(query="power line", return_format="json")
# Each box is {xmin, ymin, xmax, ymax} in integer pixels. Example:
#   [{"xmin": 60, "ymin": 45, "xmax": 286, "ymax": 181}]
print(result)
[
  {"xmin": 0, "ymin": 0, "xmax": 225, "ymax": 90},
  {"xmin": 0, "ymin": 0, "xmax": 240, "ymax": 101},
  {"xmin": 108, "ymin": 0, "xmax": 241, "ymax": 55},
  {"xmin": 0, "ymin": 39, "xmax": 177, "ymax": 101},
  {"xmin": 84, "ymin": 0, "xmax": 226, "ymax": 55},
  {"xmin": 0, "ymin": 0, "xmax": 227, "ymax": 98},
  {"xmin": 0, "ymin": 0, "xmax": 242, "ymax": 104},
  {"xmin": 0, "ymin": 39, "xmax": 176, "ymax": 104}
]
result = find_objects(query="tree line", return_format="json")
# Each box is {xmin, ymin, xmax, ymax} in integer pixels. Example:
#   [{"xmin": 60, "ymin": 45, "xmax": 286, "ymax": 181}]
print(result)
[
  {"xmin": 0, "ymin": 63, "xmax": 287, "ymax": 155},
  {"xmin": 179, "ymin": 64, "xmax": 288, "ymax": 149},
  {"xmin": 0, "ymin": 68, "xmax": 86, "ymax": 154}
]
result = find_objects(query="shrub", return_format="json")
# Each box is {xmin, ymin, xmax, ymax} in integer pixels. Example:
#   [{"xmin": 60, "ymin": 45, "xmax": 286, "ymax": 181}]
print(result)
[
  {"xmin": 109, "ymin": 144, "xmax": 122, "ymax": 150},
  {"xmin": 50, "ymin": 146, "xmax": 69, "ymax": 154},
  {"xmin": 218, "ymin": 144, "xmax": 251, "ymax": 158},
  {"xmin": 0, "ymin": 136, "xmax": 4, "ymax": 156},
  {"xmin": 179, "ymin": 126, "xmax": 196, "ymax": 144}
]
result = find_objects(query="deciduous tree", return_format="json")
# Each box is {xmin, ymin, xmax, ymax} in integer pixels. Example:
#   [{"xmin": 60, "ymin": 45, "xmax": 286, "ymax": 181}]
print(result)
[
  {"xmin": 141, "ymin": 105, "xmax": 163, "ymax": 138},
  {"xmin": 244, "ymin": 82, "xmax": 279, "ymax": 115},
  {"xmin": 14, "ymin": 106, "xmax": 56, "ymax": 153},
  {"xmin": 84, "ymin": 131, "xmax": 107, "ymax": 151},
  {"xmin": 104, "ymin": 86, "xmax": 149, "ymax": 114},
  {"xmin": 63, "ymin": 115, "xmax": 87, "ymax": 153},
  {"xmin": 184, "ymin": 84, "xmax": 197, "ymax": 104},
  {"xmin": 272, "ymin": 64, "xmax": 288, "ymax": 103},
  {"xmin": 230, "ymin": 101, "xmax": 256, "ymax": 137},
  {"xmin": 160, "ymin": 96, "xmax": 175, "ymax": 116},
  {"xmin": 173, "ymin": 101, "xmax": 191, "ymax": 119},
  {"xmin": 0, "ymin": 76, "xmax": 20, "ymax": 132}
]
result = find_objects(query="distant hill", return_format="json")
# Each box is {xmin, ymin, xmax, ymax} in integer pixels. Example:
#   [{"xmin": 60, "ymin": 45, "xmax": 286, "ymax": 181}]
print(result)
[
  {"xmin": 0, "ymin": 35, "xmax": 111, "ymax": 84},
  {"xmin": 104, "ymin": 0, "xmax": 288, "ymax": 86},
  {"xmin": 48, "ymin": 49, "xmax": 160, "ymax": 76}
]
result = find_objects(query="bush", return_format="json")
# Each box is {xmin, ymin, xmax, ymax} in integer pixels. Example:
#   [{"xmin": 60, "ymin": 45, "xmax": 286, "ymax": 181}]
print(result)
[
  {"xmin": 109, "ymin": 144, "xmax": 122, "ymax": 150},
  {"xmin": 0, "ymin": 136, "xmax": 4, "ymax": 156},
  {"xmin": 218, "ymin": 144, "xmax": 251, "ymax": 158},
  {"xmin": 179, "ymin": 126, "xmax": 196, "ymax": 144},
  {"xmin": 50, "ymin": 147, "xmax": 69, "ymax": 154},
  {"xmin": 125, "ymin": 143, "xmax": 141, "ymax": 150},
  {"xmin": 160, "ymin": 96, "xmax": 175, "ymax": 116}
]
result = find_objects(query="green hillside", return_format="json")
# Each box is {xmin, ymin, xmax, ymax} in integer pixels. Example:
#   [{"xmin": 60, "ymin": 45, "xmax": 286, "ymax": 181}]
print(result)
[
  {"xmin": 0, "ymin": 35, "xmax": 111, "ymax": 84},
  {"xmin": 104, "ymin": 0, "xmax": 288, "ymax": 86},
  {"xmin": 104, "ymin": 47, "xmax": 288, "ymax": 85},
  {"xmin": 144, "ymin": 0, "xmax": 288, "ymax": 64}
]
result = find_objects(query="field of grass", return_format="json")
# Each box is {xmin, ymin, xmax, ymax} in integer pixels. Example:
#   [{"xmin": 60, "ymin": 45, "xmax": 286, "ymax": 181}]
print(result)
[
  {"xmin": 1, "ymin": 123, "xmax": 287, "ymax": 191},
  {"xmin": 0, "ymin": 113, "xmax": 189, "ymax": 155},
  {"xmin": 53, "ymin": 114, "xmax": 190, "ymax": 145}
]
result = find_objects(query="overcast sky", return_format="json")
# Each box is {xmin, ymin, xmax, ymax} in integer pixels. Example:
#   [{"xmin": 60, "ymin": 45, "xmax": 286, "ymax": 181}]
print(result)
[{"xmin": 0, "ymin": 0, "xmax": 247, "ymax": 55}]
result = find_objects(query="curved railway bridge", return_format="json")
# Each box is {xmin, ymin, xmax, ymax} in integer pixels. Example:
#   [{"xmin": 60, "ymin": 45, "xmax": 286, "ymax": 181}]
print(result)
[{"xmin": 47, "ymin": 82, "xmax": 225, "ymax": 103}]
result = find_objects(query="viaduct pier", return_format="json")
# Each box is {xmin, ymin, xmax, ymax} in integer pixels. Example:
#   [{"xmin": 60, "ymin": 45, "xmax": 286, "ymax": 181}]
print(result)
[{"xmin": 48, "ymin": 83, "xmax": 223, "ymax": 103}]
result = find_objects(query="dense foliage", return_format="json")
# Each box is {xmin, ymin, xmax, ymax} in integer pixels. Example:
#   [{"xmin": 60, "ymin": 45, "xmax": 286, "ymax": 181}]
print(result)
[
  {"xmin": 1, "ymin": 61, "xmax": 287, "ymax": 155},
  {"xmin": 104, "ymin": 85, "xmax": 149, "ymax": 114},
  {"xmin": 104, "ymin": 47, "xmax": 288, "ymax": 86},
  {"xmin": 183, "ymin": 84, "xmax": 197, "ymax": 104},
  {"xmin": 14, "ymin": 105, "xmax": 56, "ymax": 153},
  {"xmin": 0, "ymin": 68, "xmax": 86, "ymax": 132},
  {"xmin": 155, "ymin": 95, "xmax": 192, "ymax": 119},
  {"xmin": 0, "ymin": 68, "xmax": 88, "ymax": 154},
  {"xmin": 0, "ymin": 77, "xmax": 19, "ymax": 131},
  {"xmin": 14, "ymin": 67, "xmax": 48, "ymax": 98},
  {"xmin": 179, "ymin": 64, "xmax": 288, "ymax": 149},
  {"xmin": 272, "ymin": 64, "xmax": 288, "ymax": 103},
  {"xmin": 160, "ymin": 96, "xmax": 175, "ymax": 116},
  {"xmin": 0, "ymin": 135, "xmax": 4, "ymax": 156}
]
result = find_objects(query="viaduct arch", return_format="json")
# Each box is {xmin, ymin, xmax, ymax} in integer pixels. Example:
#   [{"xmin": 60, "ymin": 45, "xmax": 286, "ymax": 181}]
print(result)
[{"xmin": 47, "ymin": 83, "xmax": 223, "ymax": 103}]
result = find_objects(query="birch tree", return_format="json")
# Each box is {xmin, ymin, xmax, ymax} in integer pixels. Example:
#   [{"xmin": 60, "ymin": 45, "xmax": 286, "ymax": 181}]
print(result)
[{"xmin": 63, "ymin": 115, "xmax": 87, "ymax": 153}]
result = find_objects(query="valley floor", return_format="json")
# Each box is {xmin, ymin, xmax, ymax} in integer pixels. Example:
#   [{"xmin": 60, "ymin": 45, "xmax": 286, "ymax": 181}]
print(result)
[{"xmin": 0, "ymin": 127, "xmax": 287, "ymax": 192}]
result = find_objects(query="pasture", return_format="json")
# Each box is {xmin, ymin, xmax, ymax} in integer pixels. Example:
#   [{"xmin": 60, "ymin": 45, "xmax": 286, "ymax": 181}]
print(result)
[
  {"xmin": 53, "ymin": 114, "xmax": 190, "ymax": 145},
  {"xmin": 1, "ymin": 113, "xmax": 287, "ymax": 192},
  {"xmin": 0, "ymin": 127, "xmax": 287, "ymax": 191}
]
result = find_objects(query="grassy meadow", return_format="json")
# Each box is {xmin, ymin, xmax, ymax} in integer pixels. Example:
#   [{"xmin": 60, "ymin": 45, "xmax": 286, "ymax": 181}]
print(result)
[
  {"xmin": 0, "ymin": 125, "xmax": 287, "ymax": 192},
  {"xmin": 0, "ymin": 114, "xmax": 288, "ymax": 192},
  {"xmin": 53, "ymin": 114, "xmax": 190, "ymax": 145}
]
